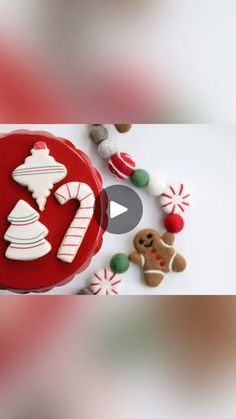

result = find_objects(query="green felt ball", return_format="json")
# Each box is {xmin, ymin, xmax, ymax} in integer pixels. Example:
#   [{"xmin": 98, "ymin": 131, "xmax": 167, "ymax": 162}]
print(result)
[
  {"xmin": 110, "ymin": 254, "xmax": 130, "ymax": 274},
  {"xmin": 131, "ymin": 169, "xmax": 150, "ymax": 188}
]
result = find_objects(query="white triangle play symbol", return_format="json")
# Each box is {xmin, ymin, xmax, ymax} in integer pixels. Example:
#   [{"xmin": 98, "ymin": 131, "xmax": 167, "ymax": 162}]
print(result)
[{"xmin": 110, "ymin": 201, "xmax": 128, "ymax": 219}]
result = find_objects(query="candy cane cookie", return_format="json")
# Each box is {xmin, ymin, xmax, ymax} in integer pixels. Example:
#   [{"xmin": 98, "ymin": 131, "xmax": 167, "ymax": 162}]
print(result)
[{"xmin": 55, "ymin": 182, "xmax": 95, "ymax": 263}]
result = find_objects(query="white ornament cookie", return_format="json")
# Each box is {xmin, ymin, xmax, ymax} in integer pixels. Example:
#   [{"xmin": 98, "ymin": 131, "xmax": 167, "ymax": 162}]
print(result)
[
  {"xmin": 12, "ymin": 142, "xmax": 67, "ymax": 211},
  {"xmin": 90, "ymin": 268, "xmax": 122, "ymax": 295},
  {"xmin": 4, "ymin": 200, "xmax": 51, "ymax": 261},
  {"xmin": 55, "ymin": 182, "xmax": 95, "ymax": 263},
  {"xmin": 160, "ymin": 183, "xmax": 191, "ymax": 214}
]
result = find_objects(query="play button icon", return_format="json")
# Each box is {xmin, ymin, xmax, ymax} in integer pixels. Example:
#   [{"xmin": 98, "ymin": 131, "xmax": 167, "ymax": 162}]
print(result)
[
  {"xmin": 97, "ymin": 185, "xmax": 143, "ymax": 234},
  {"xmin": 109, "ymin": 201, "xmax": 128, "ymax": 219}
]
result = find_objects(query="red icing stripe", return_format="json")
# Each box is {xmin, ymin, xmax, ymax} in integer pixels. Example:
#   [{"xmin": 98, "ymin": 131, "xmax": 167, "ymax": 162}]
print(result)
[
  {"xmin": 66, "ymin": 183, "xmax": 71, "ymax": 199},
  {"xmin": 179, "ymin": 184, "xmax": 184, "ymax": 195},
  {"xmin": 69, "ymin": 226, "xmax": 86, "ymax": 229},
  {"xmin": 111, "ymin": 280, "xmax": 121, "ymax": 286},
  {"xmin": 170, "ymin": 186, "xmax": 176, "ymax": 195},
  {"xmin": 12, "ymin": 219, "xmax": 37, "ymax": 226},
  {"xmin": 14, "ymin": 168, "xmax": 65, "ymax": 175},
  {"xmin": 109, "ymin": 273, "xmax": 116, "ymax": 282},
  {"xmin": 80, "ymin": 192, "xmax": 93, "ymax": 202},
  {"xmin": 162, "ymin": 194, "xmax": 172, "ymax": 199},
  {"xmin": 62, "ymin": 244, "xmax": 79, "ymax": 247},
  {"xmin": 95, "ymin": 288, "xmax": 102, "ymax": 295},
  {"xmin": 55, "ymin": 192, "xmax": 66, "ymax": 201},
  {"xmin": 77, "ymin": 183, "xmax": 81, "ymax": 199},
  {"xmin": 162, "ymin": 202, "xmax": 172, "ymax": 208},
  {"xmin": 65, "ymin": 235, "xmax": 83, "ymax": 238},
  {"xmin": 178, "ymin": 204, "xmax": 185, "ymax": 212},
  {"xmin": 10, "ymin": 242, "xmax": 45, "ymax": 250}
]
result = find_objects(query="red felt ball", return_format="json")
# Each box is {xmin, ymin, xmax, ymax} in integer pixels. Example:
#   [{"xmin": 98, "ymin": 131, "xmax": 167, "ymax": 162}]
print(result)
[
  {"xmin": 108, "ymin": 152, "xmax": 136, "ymax": 179},
  {"xmin": 164, "ymin": 214, "xmax": 184, "ymax": 233}
]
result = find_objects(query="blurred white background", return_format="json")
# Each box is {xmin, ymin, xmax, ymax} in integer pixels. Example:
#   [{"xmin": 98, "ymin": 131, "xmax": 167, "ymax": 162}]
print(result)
[
  {"xmin": 0, "ymin": 0, "xmax": 235, "ymax": 121},
  {"xmin": 0, "ymin": 124, "xmax": 235, "ymax": 295}
]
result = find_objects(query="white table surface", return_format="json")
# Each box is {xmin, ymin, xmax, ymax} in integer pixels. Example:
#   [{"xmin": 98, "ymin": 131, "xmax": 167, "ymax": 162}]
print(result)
[{"xmin": 0, "ymin": 124, "xmax": 235, "ymax": 295}]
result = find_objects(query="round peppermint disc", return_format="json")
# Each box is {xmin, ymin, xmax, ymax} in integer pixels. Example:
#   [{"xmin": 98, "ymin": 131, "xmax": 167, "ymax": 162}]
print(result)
[
  {"xmin": 90, "ymin": 268, "xmax": 122, "ymax": 295},
  {"xmin": 160, "ymin": 183, "xmax": 191, "ymax": 215}
]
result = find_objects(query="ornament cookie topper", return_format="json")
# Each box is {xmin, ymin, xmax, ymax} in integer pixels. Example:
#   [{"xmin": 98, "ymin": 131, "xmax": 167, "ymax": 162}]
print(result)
[{"xmin": 12, "ymin": 142, "xmax": 67, "ymax": 211}]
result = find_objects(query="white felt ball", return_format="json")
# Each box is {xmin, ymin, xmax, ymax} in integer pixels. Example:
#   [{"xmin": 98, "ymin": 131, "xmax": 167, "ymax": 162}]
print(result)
[
  {"xmin": 97, "ymin": 140, "xmax": 118, "ymax": 159},
  {"xmin": 146, "ymin": 176, "xmax": 167, "ymax": 196}
]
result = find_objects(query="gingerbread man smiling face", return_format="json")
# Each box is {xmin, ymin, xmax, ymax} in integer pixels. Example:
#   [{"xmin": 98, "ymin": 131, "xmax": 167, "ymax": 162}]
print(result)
[{"xmin": 129, "ymin": 229, "xmax": 186, "ymax": 287}]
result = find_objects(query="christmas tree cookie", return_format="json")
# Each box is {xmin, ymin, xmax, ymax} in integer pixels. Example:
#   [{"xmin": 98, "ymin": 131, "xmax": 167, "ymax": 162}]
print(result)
[
  {"xmin": 4, "ymin": 200, "xmax": 51, "ymax": 261},
  {"xmin": 12, "ymin": 142, "xmax": 67, "ymax": 211}
]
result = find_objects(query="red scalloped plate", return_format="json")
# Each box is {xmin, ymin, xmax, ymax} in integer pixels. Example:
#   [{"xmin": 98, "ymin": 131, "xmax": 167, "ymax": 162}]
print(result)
[{"xmin": 0, "ymin": 131, "xmax": 105, "ymax": 293}]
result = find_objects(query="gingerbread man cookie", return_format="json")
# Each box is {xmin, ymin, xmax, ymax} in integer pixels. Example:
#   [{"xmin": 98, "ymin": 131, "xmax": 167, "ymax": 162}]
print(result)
[{"xmin": 129, "ymin": 229, "xmax": 186, "ymax": 287}]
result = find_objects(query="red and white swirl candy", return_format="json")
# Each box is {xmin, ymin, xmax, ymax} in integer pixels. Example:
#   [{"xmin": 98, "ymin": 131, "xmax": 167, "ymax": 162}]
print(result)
[
  {"xmin": 160, "ymin": 183, "xmax": 191, "ymax": 215},
  {"xmin": 55, "ymin": 182, "xmax": 95, "ymax": 263},
  {"xmin": 90, "ymin": 268, "xmax": 122, "ymax": 295},
  {"xmin": 108, "ymin": 152, "xmax": 136, "ymax": 179}
]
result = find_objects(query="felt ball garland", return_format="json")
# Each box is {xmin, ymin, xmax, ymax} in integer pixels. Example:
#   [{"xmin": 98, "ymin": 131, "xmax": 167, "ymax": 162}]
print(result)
[
  {"xmin": 89, "ymin": 124, "xmax": 191, "ymax": 234},
  {"xmin": 86, "ymin": 124, "xmax": 191, "ymax": 296}
]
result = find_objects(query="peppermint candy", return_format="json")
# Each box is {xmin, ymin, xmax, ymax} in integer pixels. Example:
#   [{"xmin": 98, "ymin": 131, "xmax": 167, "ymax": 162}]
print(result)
[
  {"xmin": 160, "ymin": 183, "xmax": 190, "ymax": 215},
  {"xmin": 90, "ymin": 268, "xmax": 122, "ymax": 295}
]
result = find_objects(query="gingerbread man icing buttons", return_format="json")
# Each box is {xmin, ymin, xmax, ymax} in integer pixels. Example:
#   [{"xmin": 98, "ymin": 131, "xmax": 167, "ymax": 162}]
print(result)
[
  {"xmin": 0, "ymin": 130, "xmax": 105, "ymax": 293},
  {"xmin": 129, "ymin": 229, "xmax": 186, "ymax": 287}
]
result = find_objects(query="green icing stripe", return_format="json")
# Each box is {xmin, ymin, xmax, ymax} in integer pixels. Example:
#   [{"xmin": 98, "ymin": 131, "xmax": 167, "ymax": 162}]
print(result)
[
  {"xmin": 8, "ymin": 238, "xmax": 44, "ymax": 246},
  {"xmin": 9, "ymin": 213, "xmax": 37, "ymax": 221},
  {"xmin": 13, "ymin": 171, "xmax": 66, "ymax": 177},
  {"xmin": 5, "ymin": 232, "xmax": 44, "ymax": 242},
  {"xmin": 9, "ymin": 215, "xmax": 38, "ymax": 223},
  {"xmin": 14, "ymin": 165, "xmax": 64, "ymax": 172}
]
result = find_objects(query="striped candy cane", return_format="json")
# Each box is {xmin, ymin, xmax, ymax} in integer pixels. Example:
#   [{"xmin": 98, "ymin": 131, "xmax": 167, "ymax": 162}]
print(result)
[{"xmin": 55, "ymin": 182, "xmax": 95, "ymax": 263}]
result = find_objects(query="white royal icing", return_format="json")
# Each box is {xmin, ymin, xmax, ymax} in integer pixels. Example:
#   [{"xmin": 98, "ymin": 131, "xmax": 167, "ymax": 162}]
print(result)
[
  {"xmin": 4, "ymin": 200, "xmax": 51, "ymax": 261},
  {"xmin": 55, "ymin": 182, "xmax": 95, "ymax": 264},
  {"xmin": 12, "ymin": 142, "xmax": 67, "ymax": 211}
]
